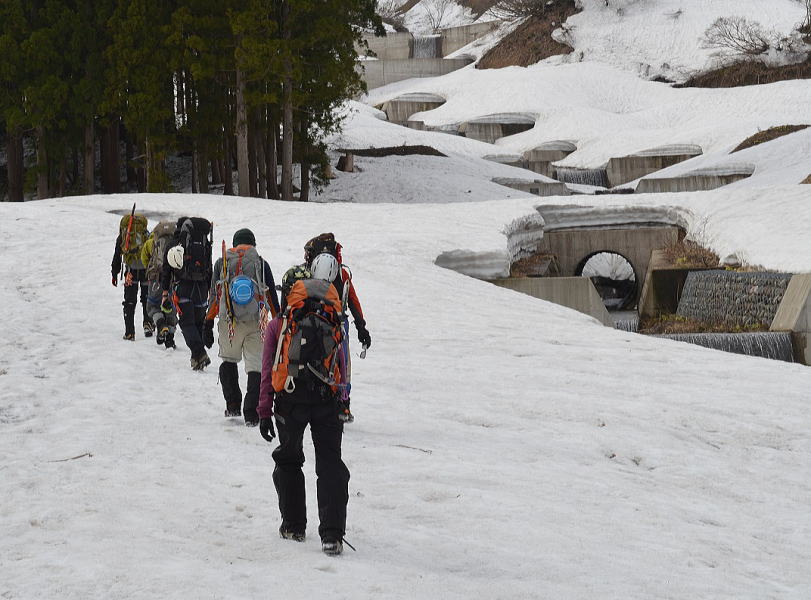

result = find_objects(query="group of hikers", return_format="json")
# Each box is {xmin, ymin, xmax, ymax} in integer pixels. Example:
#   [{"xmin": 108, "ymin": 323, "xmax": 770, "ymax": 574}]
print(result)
[{"xmin": 111, "ymin": 210, "xmax": 372, "ymax": 556}]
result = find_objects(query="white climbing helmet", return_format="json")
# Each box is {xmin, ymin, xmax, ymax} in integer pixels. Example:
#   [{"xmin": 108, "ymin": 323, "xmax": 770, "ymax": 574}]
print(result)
[
  {"xmin": 167, "ymin": 245, "xmax": 185, "ymax": 270},
  {"xmin": 310, "ymin": 252, "xmax": 339, "ymax": 283}
]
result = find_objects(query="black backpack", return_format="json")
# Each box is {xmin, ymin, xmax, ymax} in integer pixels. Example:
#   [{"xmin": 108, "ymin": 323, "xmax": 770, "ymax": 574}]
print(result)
[{"xmin": 176, "ymin": 217, "xmax": 212, "ymax": 281}]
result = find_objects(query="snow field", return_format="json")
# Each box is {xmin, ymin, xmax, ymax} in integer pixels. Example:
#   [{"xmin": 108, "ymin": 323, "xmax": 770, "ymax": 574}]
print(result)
[{"xmin": 1, "ymin": 192, "xmax": 810, "ymax": 598}]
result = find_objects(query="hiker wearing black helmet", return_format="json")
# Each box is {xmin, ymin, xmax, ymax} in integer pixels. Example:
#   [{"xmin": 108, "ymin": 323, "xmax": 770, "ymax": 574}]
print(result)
[
  {"xmin": 161, "ymin": 217, "xmax": 214, "ymax": 371},
  {"xmin": 204, "ymin": 228, "xmax": 280, "ymax": 425}
]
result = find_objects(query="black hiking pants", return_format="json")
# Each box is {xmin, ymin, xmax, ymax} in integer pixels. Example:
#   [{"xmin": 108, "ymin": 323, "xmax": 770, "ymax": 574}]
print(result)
[
  {"xmin": 122, "ymin": 268, "xmax": 149, "ymax": 335},
  {"xmin": 175, "ymin": 280, "xmax": 208, "ymax": 357},
  {"xmin": 272, "ymin": 400, "xmax": 350, "ymax": 541}
]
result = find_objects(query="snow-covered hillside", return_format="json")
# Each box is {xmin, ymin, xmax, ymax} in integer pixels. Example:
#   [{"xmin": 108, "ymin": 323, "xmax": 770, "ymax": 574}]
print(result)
[
  {"xmin": 561, "ymin": 0, "xmax": 807, "ymax": 81},
  {"xmin": 2, "ymin": 190, "xmax": 810, "ymax": 598},
  {"xmin": 365, "ymin": 62, "xmax": 811, "ymax": 173}
]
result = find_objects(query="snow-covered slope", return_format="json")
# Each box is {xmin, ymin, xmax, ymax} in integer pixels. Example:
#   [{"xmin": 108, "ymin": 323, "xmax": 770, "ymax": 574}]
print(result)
[
  {"xmin": 2, "ymin": 190, "xmax": 810, "ymax": 598},
  {"xmin": 364, "ymin": 62, "xmax": 811, "ymax": 176},
  {"xmin": 559, "ymin": 0, "xmax": 807, "ymax": 82}
]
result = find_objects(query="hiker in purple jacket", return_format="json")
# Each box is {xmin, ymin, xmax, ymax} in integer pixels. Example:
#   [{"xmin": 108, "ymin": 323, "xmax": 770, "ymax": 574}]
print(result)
[{"xmin": 258, "ymin": 256, "xmax": 350, "ymax": 556}]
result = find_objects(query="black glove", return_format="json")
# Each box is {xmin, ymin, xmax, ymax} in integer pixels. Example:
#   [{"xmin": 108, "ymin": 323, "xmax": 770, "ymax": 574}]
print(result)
[
  {"xmin": 203, "ymin": 320, "xmax": 215, "ymax": 349},
  {"xmin": 260, "ymin": 417, "xmax": 276, "ymax": 443},
  {"xmin": 111, "ymin": 274, "xmax": 118, "ymax": 287},
  {"xmin": 355, "ymin": 320, "xmax": 371, "ymax": 348},
  {"xmin": 161, "ymin": 294, "xmax": 173, "ymax": 314}
]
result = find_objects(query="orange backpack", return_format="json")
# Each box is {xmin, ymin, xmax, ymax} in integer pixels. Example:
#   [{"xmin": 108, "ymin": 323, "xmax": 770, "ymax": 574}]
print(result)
[{"xmin": 271, "ymin": 279, "xmax": 344, "ymax": 395}]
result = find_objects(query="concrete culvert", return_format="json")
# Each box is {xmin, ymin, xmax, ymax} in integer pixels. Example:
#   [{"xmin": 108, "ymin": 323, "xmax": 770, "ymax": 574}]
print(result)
[
  {"xmin": 382, "ymin": 93, "xmax": 446, "ymax": 125},
  {"xmin": 577, "ymin": 251, "xmax": 638, "ymax": 310}
]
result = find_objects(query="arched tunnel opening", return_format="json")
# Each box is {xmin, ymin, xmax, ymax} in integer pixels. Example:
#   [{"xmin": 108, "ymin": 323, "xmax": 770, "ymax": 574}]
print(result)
[{"xmin": 575, "ymin": 251, "xmax": 638, "ymax": 311}]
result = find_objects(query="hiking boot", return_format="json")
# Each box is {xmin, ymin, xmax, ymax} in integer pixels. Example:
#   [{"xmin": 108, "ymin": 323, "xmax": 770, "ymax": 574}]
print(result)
[
  {"xmin": 279, "ymin": 527, "xmax": 305, "ymax": 542},
  {"xmin": 191, "ymin": 351, "xmax": 211, "ymax": 371},
  {"xmin": 164, "ymin": 333, "xmax": 176, "ymax": 350},
  {"xmin": 224, "ymin": 408, "xmax": 242, "ymax": 418},
  {"xmin": 156, "ymin": 326, "xmax": 168, "ymax": 345},
  {"xmin": 244, "ymin": 419, "xmax": 259, "ymax": 428},
  {"xmin": 143, "ymin": 321, "xmax": 154, "ymax": 338},
  {"xmin": 123, "ymin": 332, "xmax": 135, "ymax": 341},
  {"xmin": 321, "ymin": 538, "xmax": 343, "ymax": 556}
]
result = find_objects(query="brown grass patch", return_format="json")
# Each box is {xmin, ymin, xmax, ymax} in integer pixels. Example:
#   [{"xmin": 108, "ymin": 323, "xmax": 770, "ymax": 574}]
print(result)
[
  {"xmin": 680, "ymin": 56, "xmax": 811, "ymax": 88},
  {"xmin": 802, "ymin": 174, "xmax": 811, "ymax": 184},
  {"xmin": 661, "ymin": 240, "xmax": 719, "ymax": 269},
  {"xmin": 477, "ymin": 1, "xmax": 578, "ymax": 69},
  {"xmin": 732, "ymin": 125, "xmax": 810, "ymax": 153},
  {"xmin": 639, "ymin": 314, "xmax": 767, "ymax": 335},
  {"xmin": 510, "ymin": 253, "xmax": 560, "ymax": 277}
]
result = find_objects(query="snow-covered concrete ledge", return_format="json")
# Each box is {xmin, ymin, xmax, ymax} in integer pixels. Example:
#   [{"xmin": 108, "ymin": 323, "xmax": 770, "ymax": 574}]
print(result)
[{"xmin": 537, "ymin": 204, "xmax": 688, "ymax": 232}]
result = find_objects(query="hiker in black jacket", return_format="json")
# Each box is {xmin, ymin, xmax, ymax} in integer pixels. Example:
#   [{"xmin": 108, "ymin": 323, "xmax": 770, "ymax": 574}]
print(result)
[{"xmin": 161, "ymin": 217, "xmax": 213, "ymax": 371}]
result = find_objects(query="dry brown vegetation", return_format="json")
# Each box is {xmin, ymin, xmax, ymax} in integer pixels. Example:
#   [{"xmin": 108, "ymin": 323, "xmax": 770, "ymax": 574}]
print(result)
[
  {"xmin": 732, "ymin": 125, "xmax": 810, "ymax": 152},
  {"xmin": 680, "ymin": 56, "xmax": 811, "ymax": 88},
  {"xmin": 639, "ymin": 314, "xmax": 767, "ymax": 335},
  {"xmin": 661, "ymin": 240, "xmax": 719, "ymax": 268},
  {"xmin": 801, "ymin": 174, "xmax": 811, "ymax": 184},
  {"xmin": 510, "ymin": 253, "xmax": 560, "ymax": 277},
  {"xmin": 477, "ymin": 0, "xmax": 577, "ymax": 69},
  {"xmin": 338, "ymin": 145, "xmax": 446, "ymax": 157}
]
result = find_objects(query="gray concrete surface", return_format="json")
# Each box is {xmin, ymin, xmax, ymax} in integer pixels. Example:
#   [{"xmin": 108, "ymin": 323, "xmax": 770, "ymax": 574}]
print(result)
[
  {"xmin": 523, "ymin": 142, "xmax": 576, "ymax": 178},
  {"xmin": 770, "ymin": 273, "xmax": 811, "ymax": 365},
  {"xmin": 607, "ymin": 149, "xmax": 703, "ymax": 187},
  {"xmin": 440, "ymin": 21, "xmax": 502, "ymax": 56},
  {"xmin": 492, "ymin": 277, "xmax": 613, "ymax": 326},
  {"xmin": 359, "ymin": 57, "xmax": 473, "ymax": 89},
  {"xmin": 359, "ymin": 32, "xmax": 413, "ymax": 60},
  {"xmin": 382, "ymin": 93, "xmax": 446, "ymax": 124},
  {"xmin": 635, "ymin": 172, "xmax": 753, "ymax": 193},
  {"xmin": 492, "ymin": 177, "xmax": 571, "ymax": 197}
]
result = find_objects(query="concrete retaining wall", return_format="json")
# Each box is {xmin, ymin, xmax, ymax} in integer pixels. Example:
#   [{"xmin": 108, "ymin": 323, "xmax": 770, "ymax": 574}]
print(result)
[
  {"xmin": 358, "ymin": 57, "xmax": 473, "ymax": 89},
  {"xmin": 770, "ymin": 273, "xmax": 811, "ymax": 365},
  {"xmin": 638, "ymin": 250, "xmax": 716, "ymax": 319},
  {"xmin": 440, "ymin": 21, "xmax": 501, "ymax": 56},
  {"xmin": 636, "ymin": 173, "xmax": 751, "ymax": 193},
  {"xmin": 382, "ymin": 94, "xmax": 446, "ymax": 124},
  {"xmin": 677, "ymin": 270, "xmax": 792, "ymax": 328},
  {"xmin": 492, "ymin": 277, "xmax": 613, "ymax": 326},
  {"xmin": 607, "ymin": 153, "xmax": 701, "ymax": 188},
  {"xmin": 359, "ymin": 32, "xmax": 413, "ymax": 60},
  {"xmin": 492, "ymin": 177, "xmax": 571, "ymax": 197}
]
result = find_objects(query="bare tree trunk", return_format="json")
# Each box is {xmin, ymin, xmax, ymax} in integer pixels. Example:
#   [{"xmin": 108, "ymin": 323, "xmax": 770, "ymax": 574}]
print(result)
[
  {"xmin": 124, "ymin": 129, "xmax": 136, "ymax": 191},
  {"xmin": 8, "ymin": 128, "xmax": 24, "ymax": 202},
  {"xmin": 145, "ymin": 137, "xmax": 153, "ymax": 192},
  {"xmin": 223, "ymin": 128, "xmax": 234, "ymax": 195},
  {"xmin": 84, "ymin": 121, "xmax": 95, "ymax": 195},
  {"xmin": 71, "ymin": 148, "xmax": 79, "ymax": 189},
  {"xmin": 36, "ymin": 128, "xmax": 50, "ymax": 200},
  {"xmin": 191, "ymin": 144, "xmax": 198, "ymax": 193},
  {"xmin": 199, "ymin": 147, "xmax": 208, "ymax": 193},
  {"xmin": 235, "ymin": 68, "xmax": 250, "ymax": 197},
  {"xmin": 300, "ymin": 162, "xmax": 310, "ymax": 202},
  {"xmin": 101, "ymin": 117, "xmax": 120, "ymax": 193},
  {"xmin": 281, "ymin": 77, "xmax": 294, "ymax": 201},
  {"xmin": 266, "ymin": 116, "xmax": 279, "ymax": 199},
  {"xmin": 58, "ymin": 156, "xmax": 67, "ymax": 197},
  {"xmin": 257, "ymin": 113, "xmax": 267, "ymax": 199},
  {"xmin": 248, "ymin": 110, "xmax": 258, "ymax": 197},
  {"xmin": 211, "ymin": 155, "xmax": 222, "ymax": 185}
]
